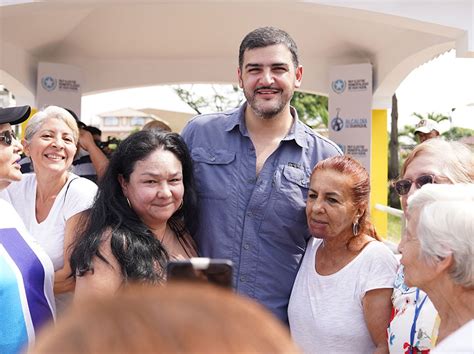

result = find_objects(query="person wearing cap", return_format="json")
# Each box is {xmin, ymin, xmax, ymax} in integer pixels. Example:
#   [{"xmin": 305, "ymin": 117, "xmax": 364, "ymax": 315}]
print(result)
[
  {"xmin": 0, "ymin": 105, "xmax": 55, "ymax": 354},
  {"xmin": 414, "ymin": 119, "xmax": 440, "ymax": 143},
  {"xmin": 3, "ymin": 105, "xmax": 98, "ymax": 314}
]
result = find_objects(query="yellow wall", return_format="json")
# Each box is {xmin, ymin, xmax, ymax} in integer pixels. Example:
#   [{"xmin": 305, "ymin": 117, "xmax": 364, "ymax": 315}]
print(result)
[
  {"xmin": 370, "ymin": 109, "xmax": 388, "ymax": 237},
  {"xmin": 19, "ymin": 107, "xmax": 36, "ymax": 139}
]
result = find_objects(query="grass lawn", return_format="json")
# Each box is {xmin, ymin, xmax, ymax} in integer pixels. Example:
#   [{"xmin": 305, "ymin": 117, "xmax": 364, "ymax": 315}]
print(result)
[{"xmin": 386, "ymin": 213, "xmax": 403, "ymax": 244}]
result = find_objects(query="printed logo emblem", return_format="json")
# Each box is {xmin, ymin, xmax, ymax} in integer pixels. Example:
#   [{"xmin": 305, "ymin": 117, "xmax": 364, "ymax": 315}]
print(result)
[
  {"xmin": 41, "ymin": 76, "xmax": 57, "ymax": 91},
  {"xmin": 331, "ymin": 79, "xmax": 346, "ymax": 94},
  {"xmin": 331, "ymin": 117, "xmax": 344, "ymax": 131},
  {"xmin": 331, "ymin": 108, "xmax": 343, "ymax": 131}
]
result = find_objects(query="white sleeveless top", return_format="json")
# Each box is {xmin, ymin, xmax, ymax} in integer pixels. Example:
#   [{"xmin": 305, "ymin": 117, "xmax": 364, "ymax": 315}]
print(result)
[{"xmin": 288, "ymin": 237, "xmax": 398, "ymax": 354}]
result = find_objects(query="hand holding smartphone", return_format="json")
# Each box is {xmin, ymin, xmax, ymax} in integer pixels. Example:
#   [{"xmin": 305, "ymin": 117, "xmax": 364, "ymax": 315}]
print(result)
[{"xmin": 167, "ymin": 258, "xmax": 233, "ymax": 289}]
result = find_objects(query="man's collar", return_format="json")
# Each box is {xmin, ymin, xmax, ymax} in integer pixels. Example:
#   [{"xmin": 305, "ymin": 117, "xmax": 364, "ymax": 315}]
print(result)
[
  {"xmin": 284, "ymin": 106, "xmax": 306, "ymax": 148},
  {"xmin": 224, "ymin": 103, "xmax": 247, "ymax": 132},
  {"xmin": 224, "ymin": 102, "xmax": 307, "ymax": 148}
]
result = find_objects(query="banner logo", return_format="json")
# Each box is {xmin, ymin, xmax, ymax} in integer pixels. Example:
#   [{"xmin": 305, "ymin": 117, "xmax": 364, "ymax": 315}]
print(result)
[
  {"xmin": 41, "ymin": 76, "xmax": 57, "ymax": 91},
  {"xmin": 331, "ymin": 79, "xmax": 346, "ymax": 94},
  {"xmin": 331, "ymin": 108, "xmax": 344, "ymax": 131},
  {"xmin": 331, "ymin": 117, "xmax": 344, "ymax": 131}
]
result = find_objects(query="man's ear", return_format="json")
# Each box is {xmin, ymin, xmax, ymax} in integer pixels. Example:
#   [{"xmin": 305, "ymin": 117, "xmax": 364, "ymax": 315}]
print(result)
[
  {"xmin": 294, "ymin": 65, "xmax": 303, "ymax": 88},
  {"xmin": 237, "ymin": 67, "xmax": 243, "ymax": 88}
]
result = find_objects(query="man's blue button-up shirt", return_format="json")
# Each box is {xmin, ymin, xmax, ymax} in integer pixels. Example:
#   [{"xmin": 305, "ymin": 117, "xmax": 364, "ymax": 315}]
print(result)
[{"xmin": 182, "ymin": 103, "xmax": 341, "ymax": 323}]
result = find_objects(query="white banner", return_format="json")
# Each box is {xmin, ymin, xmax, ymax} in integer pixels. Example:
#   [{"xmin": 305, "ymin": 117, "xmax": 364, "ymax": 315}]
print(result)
[
  {"xmin": 328, "ymin": 64, "xmax": 372, "ymax": 173},
  {"xmin": 36, "ymin": 62, "xmax": 83, "ymax": 118}
]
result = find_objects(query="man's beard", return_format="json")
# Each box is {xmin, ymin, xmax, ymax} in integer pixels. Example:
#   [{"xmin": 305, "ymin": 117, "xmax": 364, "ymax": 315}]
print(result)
[{"xmin": 244, "ymin": 87, "xmax": 292, "ymax": 120}]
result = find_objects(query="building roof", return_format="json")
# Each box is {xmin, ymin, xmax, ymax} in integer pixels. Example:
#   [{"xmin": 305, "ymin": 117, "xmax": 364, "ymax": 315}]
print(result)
[
  {"xmin": 1, "ymin": 1, "xmax": 472, "ymax": 108},
  {"xmin": 140, "ymin": 108, "xmax": 195, "ymax": 133},
  {"xmin": 98, "ymin": 108, "xmax": 153, "ymax": 118}
]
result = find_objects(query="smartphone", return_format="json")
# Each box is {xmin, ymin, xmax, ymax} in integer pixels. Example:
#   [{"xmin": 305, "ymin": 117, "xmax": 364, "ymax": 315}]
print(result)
[{"xmin": 166, "ymin": 258, "xmax": 233, "ymax": 289}]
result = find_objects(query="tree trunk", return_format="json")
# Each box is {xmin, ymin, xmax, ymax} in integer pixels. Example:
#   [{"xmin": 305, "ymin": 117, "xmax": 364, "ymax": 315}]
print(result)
[{"xmin": 388, "ymin": 94, "xmax": 401, "ymax": 209}]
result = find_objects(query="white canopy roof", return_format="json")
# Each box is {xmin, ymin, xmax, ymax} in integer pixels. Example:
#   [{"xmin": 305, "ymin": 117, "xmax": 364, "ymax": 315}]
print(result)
[{"xmin": 1, "ymin": 0, "xmax": 472, "ymax": 108}]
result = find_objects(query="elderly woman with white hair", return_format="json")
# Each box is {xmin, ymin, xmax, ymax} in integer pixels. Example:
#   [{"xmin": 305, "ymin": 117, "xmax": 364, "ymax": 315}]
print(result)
[
  {"xmin": 388, "ymin": 139, "xmax": 473, "ymax": 353},
  {"xmin": 3, "ymin": 106, "xmax": 97, "ymax": 313},
  {"xmin": 398, "ymin": 183, "xmax": 474, "ymax": 352}
]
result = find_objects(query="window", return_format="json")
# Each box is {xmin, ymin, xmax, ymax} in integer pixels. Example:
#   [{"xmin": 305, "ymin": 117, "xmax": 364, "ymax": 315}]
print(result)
[
  {"xmin": 131, "ymin": 117, "xmax": 145, "ymax": 126},
  {"xmin": 104, "ymin": 116, "xmax": 119, "ymax": 126}
]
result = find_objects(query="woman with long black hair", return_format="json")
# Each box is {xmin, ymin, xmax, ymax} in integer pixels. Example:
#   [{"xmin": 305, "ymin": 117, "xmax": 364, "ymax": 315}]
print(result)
[{"xmin": 70, "ymin": 130, "xmax": 198, "ymax": 298}]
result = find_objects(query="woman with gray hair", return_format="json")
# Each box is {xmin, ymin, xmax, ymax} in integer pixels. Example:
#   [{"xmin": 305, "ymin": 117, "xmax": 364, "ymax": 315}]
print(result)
[
  {"xmin": 388, "ymin": 139, "xmax": 473, "ymax": 353},
  {"xmin": 3, "ymin": 106, "xmax": 97, "ymax": 313},
  {"xmin": 398, "ymin": 183, "xmax": 474, "ymax": 352}
]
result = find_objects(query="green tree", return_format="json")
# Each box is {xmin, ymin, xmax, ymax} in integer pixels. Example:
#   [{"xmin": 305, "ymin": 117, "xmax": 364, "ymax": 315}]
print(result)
[
  {"xmin": 442, "ymin": 126, "xmax": 474, "ymax": 140},
  {"xmin": 412, "ymin": 112, "xmax": 450, "ymax": 123},
  {"xmin": 173, "ymin": 85, "xmax": 329, "ymax": 129},
  {"xmin": 173, "ymin": 84, "xmax": 243, "ymax": 114},
  {"xmin": 398, "ymin": 124, "xmax": 417, "ymax": 145},
  {"xmin": 290, "ymin": 92, "xmax": 328, "ymax": 129}
]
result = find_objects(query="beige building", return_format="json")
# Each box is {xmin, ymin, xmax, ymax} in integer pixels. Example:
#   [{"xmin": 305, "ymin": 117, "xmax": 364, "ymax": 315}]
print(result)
[
  {"xmin": 140, "ymin": 108, "xmax": 195, "ymax": 133},
  {"xmin": 97, "ymin": 107, "xmax": 195, "ymax": 139}
]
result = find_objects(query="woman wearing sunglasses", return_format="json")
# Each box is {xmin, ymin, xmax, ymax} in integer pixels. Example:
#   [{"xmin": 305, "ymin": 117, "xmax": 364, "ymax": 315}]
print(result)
[
  {"xmin": 388, "ymin": 138, "xmax": 474, "ymax": 353},
  {"xmin": 0, "ymin": 106, "xmax": 55, "ymax": 354},
  {"xmin": 2, "ymin": 106, "xmax": 97, "ymax": 314}
]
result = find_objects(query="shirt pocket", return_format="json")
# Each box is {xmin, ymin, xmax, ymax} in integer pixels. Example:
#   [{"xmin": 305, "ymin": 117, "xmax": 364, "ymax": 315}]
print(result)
[
  {"xmin": 191, "ymin": 147, "xmax": 236, "ymax": 199},
  {"xmin": 273, "ymin": 165, "xmax": 310, "ymax": 222}
]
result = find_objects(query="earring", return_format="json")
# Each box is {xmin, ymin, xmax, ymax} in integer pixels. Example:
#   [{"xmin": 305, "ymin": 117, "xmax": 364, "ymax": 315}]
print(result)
[
  {"xmin": 126, "ymin": 197, "xmax": 132, "ymax": 208},
  {"xmin": 352, "ymin": 220, "xmax": 360, "ymax": 236}
]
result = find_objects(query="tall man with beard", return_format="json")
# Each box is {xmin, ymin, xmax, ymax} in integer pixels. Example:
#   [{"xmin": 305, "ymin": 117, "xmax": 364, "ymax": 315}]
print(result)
[{"xmin": 182, "ymin": 27, "xmax": 341, "ymax": 323}]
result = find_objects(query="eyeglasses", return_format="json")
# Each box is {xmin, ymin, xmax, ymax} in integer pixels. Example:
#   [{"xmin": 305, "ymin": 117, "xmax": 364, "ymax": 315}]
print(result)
[
  {"xmin": 394, "ymin": 175, "xmax": 435, "ymax": 196},
  {"xmin": 0, "ymin": 130, "xmax": 17, "ymax": 146}
]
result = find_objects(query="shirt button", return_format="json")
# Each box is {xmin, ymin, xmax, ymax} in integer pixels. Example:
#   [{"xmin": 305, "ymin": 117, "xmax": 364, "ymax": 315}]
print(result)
[
  {"xmin": 246, "ymin": 212, "xmax": 252, "ymax": 217},
  {"xmin": 240, "ymin": 275, "xmax": 246, "ymax": 282},
  {"xmin": 210, "ymin": 156, "xmax": 216, "ymax": 161},
  {"xmin": 243, "ymin": 243, "xmax": 250, "ymax": 250}
]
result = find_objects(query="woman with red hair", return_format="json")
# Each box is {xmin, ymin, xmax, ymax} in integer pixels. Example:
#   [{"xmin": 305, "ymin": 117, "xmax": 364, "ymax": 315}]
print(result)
[{"xmin": 288, "ymin": 155, "xmax": 398, "ymax": 353}]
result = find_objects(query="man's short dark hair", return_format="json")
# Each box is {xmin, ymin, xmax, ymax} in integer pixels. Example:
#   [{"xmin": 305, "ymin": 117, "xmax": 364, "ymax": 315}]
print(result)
[{"xmin": 238, "ymin": 27, "xmax": 299, "ymax": 69}]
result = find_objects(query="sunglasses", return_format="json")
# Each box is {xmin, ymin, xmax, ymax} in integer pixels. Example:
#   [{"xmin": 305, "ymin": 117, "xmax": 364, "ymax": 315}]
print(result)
[
  {"xmin": 394, "ymin": 174, "xmax": 435, "ymax": 196},
  {"xmin": 0, "ymin": 130, "xmax": 17, "ymax": 146}
]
